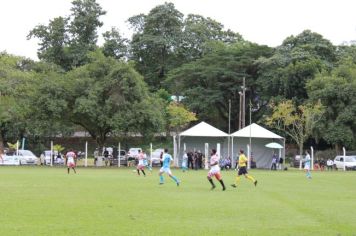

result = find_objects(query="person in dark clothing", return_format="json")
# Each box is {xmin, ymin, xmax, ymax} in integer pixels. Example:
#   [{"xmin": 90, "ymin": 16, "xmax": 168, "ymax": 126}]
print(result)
[
  {"xmin": 197, "ymin": 151, "xmax": 203, "ymax": 169},
  {"xmin": 194, "ymin": 151, "xmax": 199, "ymax": 170},
  {"xmin": 187, "ymin": 151, "xmax": 194, "ymax": 169}
]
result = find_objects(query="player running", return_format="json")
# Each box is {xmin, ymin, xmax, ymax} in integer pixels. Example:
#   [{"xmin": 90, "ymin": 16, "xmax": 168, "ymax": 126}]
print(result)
[
  {"xmin": 159, "ymin": 148, "xmax": 180, "ymax": 186},
  {"xmin": 65, "ymin": 149, "xmax": 77, "ymax": 174},
  {"xmin": 207, "ymin": 149, "xmax": 226, "ymax": 191},
  {"xmin": 304, "ymin": 150, "xmax": 312, "ymax": 179},
  {"xmin": 136, "ymin": 150, "xmax": 146, "ymax": 176},
  {"xmin": 231, "ymin": 150, "xmax": 257, "ymax": 188}
]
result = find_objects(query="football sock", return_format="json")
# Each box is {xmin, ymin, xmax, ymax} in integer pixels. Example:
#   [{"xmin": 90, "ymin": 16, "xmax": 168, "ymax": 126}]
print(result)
[
  {"xmin": 246, "ymin": 175, "xmax": 256, "ymax": 183},
  {"xmin": 208, "ymin": 178, "xmax": 215, "ymax": 187},
  {"xmin": 219, "ymin": 179, "xmax": 226, "ymax": 190},
  {"xmin": 141, "ymin": 170, "xmax": 146, "ymax": 176},
  {"xmin": 171, "ymin": 175, "xmax": 179, "ymax": 183},
  {"xmin": 159, "ymin": 175, "xmax": 164, "ymax": 183},
  {"xmin": 235, "ymin": 176, "xmax": 241, "ymax": 185},
  {"xmin": 137, "ymin": 169, "xmax": 140, "ymax": 175}
]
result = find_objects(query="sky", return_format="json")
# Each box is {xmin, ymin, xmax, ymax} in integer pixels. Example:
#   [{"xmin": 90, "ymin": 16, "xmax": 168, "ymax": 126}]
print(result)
[{"xmin": 1, "ymin": 0, "xmax": 356, "ymax": 60}]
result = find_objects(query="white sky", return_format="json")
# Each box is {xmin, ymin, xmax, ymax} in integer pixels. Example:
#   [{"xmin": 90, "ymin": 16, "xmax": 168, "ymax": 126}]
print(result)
[{"xmin": 1, "ymin": 0, "xmax": 356, "ymax": 60}]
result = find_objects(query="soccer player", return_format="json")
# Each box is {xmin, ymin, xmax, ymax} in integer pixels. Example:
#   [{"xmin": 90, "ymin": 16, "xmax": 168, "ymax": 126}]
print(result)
[
  {"xmin": 136, "ymin": 150, "xmax": 146, "ymax": 176},
  {"xmin": 159, "ymin": 148, "xmax": 180, "ymax": 186},
  {"xmin": 304, "ymin": 150, "xmax": 312, "ymax": 179},
  {"xmin": 65, "ymin": 149, "xmax": 77, "ymax": 174},
  {"xmin": 207, "ymin": 149, "xmax": 226, "ymax": 191},
  {"xmin": 142, "ymin": 150, "xmax": 152, "ymax": 171},
  {"xmin": 231, "ymin": 150, "xmax": 257, "ymax": 188}
]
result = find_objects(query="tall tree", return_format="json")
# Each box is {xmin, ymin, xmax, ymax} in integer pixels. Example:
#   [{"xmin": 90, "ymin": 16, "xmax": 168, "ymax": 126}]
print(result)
[
  {"xmin": 28, "ymin": 0, "xmax": 106, "ymax": 70},
  {"xmin": 307, "ymin": 60, "xmax": 356, "ymax": 150},
  {"xmin": 129, "ymin": 2, "xmax": 184, "ymax": 90},
  {"xmin": 65, "ymin": 51, "xmax": 165, "ymax": 147},
  {"xmin": 166, "ymin": 42, "xmax": 273, "ymax": 131},
  {"xmin": 265, "ymin": 100, "xmax": 324, "ymax": 168},
  {"xmin": 257, "ymin": 30, "xmax": 337, "ymax": 104},
  {"xmin": 101, "ymin": 27, "xmax": 129, "ymax": 59}
]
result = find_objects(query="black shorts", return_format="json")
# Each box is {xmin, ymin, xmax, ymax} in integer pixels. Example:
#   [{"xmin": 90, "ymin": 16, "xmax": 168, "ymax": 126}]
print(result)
[{"xmin": 238, "ymin": 166, "xmax": 248, "ymax": 175}]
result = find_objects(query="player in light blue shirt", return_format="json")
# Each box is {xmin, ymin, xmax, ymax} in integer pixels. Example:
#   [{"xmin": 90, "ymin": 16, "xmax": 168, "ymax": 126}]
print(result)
[{"xmin": 159, "ymin": 148, "xmax": 180, "ymax": 186}]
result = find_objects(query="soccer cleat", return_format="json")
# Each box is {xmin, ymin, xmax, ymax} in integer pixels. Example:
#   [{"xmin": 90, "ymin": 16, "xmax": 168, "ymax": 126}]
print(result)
[
  {"xmin": 222, "ymin": 187, "xmax": 226, "ymax": 191},
  {"xmin": 210, "ymin": 185, "xmax": 216, "ymax": 190},
  {"xmin": 230, "ymin": 184, "xmax": 237, "ymax": 188},
  {"xmin": 159, "ymin": 182, "xmax": 164, "ymax": 185},
  {"xmin": 176, "ymin": 181, "xmax": 180, "ymax": 186},
  {"xmin": 254, "ymin": 180, "xmax": 258, "ymax": 187}
]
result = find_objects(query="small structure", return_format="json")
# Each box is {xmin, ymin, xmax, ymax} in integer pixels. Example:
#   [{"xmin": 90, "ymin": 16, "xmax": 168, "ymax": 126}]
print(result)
[
  {"xmin": 231, "ymin": 123, "xmax": 285, "ymax": 169},
  {"xmin": 174, "ymin": 122, "xmax": 229, "ymax": 167}
]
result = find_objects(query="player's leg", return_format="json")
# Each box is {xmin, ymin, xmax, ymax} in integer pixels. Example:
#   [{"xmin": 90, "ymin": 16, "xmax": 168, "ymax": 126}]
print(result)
[
  {"xmin": 168, "ymin": 170, "xmax": 180, "ymax": 186},
  {"xmin": 159, "ymin": 169, "xmax": 164, "ymax": 184},
  {"xmin": 137, "ymin": 168, "xmax": 140, "ymax": 175},
  {"xmin": 141, "ymin": 169, "xmax": 146, "ymax": 176},
  {"xmin": 72, "ymin": 167, "xmax": 77, "ymax": 174},
  {"xmin": 245, "ymin": 174, "xmax": 257, "ymax": 186},
  {"xmin": 67, "ymin": 167, "xmax": 70, "ymax": 174},
  {"xmin": 207, "ymin": 172, "xmax": 216, "ymax": 190},
  {"xmin": 215, "ymin": 173, "xmax": 225, "ymax": 191}
]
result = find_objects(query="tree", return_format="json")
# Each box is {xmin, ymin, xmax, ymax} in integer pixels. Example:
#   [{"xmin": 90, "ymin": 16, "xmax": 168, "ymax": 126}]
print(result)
[
  {"xmin": 102, "ymin": 27, "xmax": 129, "ymax": 59},
  {"xmin": 257, "ymin": 30, "xmax": 337, "ymax": 104},
  {"xmin": 166, "ymin": 42, "xmax": 273, "ymax": 131},
  {"xmin": 128, "ymin": 2, "xmax": 184, "ymax": 90},
  {"xmin": 0, "ymin": 53, "xmax": 35, "ymax": 153},
  {"xmin": 307, "ymin": 60, "xmax": 356, "ymax": 150},
  {"xmin": 265, "ymin": 100, "xmax": 324, "ymax": 167},
  {"xmin": 28, "ymin": 0, "xmax": 106, "ymax": 70},
  {"xmin": 64, "ymin": 51, "xmax": 165, "ymax": 147},
  {"xmin": 166, "ymin": 102, "xmax": 197, "ymax": 134}
]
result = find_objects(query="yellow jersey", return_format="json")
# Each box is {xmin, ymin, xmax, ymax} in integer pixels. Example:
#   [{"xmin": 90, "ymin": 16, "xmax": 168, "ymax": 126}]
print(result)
[{"xmin": 238, "ymin": 154, "xmax": 247, "ymax": 167}]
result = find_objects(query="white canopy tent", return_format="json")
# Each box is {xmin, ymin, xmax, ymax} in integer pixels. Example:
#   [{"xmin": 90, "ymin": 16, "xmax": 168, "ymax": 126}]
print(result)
[
  {"xmin": 175, "ymin": 122, "xmax": 229, "ymax": 167},
  {"xmin": 231, "ymin": 123, "xmax": 285, "ymax": 169}
]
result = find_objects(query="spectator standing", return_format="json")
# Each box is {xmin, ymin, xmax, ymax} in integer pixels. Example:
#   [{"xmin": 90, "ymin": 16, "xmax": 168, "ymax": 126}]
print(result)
[
  {"xmin": 271, "ymin": 153, "xmax": 277, "ymax": 170},
  {"xmin": 182, "ymin": 151, "xmax": 188, "ymax": 172},
  {"xmin": 327, "ymin": 159, "xmax": 334, "ymax": 171},
  {"xmin": 187, "ymin": 151, "xmax": 194, "ymax": 169}
]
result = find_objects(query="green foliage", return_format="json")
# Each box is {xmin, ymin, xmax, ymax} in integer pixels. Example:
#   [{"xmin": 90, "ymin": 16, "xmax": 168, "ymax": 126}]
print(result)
[
  {"xmin": 307, "ymin": 61, "xmax": 356, "ymax": 149},
  {"xmin": 167, "ymin": 102, "xmax": 197, "ymax": 133},
  {"xmin": 257, "ymin": 30, "xmax": 337, "ymax": 103},
  {"xmin": 65, "ymin": 51, "xmax": 165, "ymax": 146},
  {"xmin": 266, "ymin": 100, "xmax": 324, "ymax": 156},
  {"xmin": 166, "ymin": 42, "xmax": 273, "ymax": 131},
  {"xmin": 28, "ymin": 0, "xmax": 106, "ymax": 70}
]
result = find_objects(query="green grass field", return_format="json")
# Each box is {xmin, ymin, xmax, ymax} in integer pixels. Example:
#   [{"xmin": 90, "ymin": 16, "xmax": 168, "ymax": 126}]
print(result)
[{"xmin": 0, "ymin": 166, "xmax": 355, "ymax": 236}]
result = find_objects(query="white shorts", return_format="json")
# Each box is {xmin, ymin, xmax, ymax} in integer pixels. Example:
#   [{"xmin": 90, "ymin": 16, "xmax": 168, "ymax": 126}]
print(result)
[
  {"xmin": 208, "ymin": 165, "xmax": 220, "ymax": 175},
  {"xmin": 160, "ymin": 167, "xmax": 172, "ymax": 175},
  {"xmin": 304, "ymin": 164, "xmax": 310, "ymax": 170}
]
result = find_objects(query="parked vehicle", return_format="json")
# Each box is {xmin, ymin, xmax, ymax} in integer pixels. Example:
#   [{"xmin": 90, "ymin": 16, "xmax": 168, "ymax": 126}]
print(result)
[
  {"xmin": 0, "ymin": 153, "xmax": 20, "ymax": 165},
  {"xmin": 4, "ymin": 150, "xmax": 38, "ymax": 165},
  {"xmin": 334, "ymin": 155, "xmax": 356, "ymax": 170},
  {"xmin": 150, "ymin": 148, "xmax": 164, "ymax": 166},
  {"xmin": 292, "ymin": 155, "xmax": 305, "ymax": 168},
  {"xmin": 126, "ymin": 148, "xmax": 142, "ymax": 161}
]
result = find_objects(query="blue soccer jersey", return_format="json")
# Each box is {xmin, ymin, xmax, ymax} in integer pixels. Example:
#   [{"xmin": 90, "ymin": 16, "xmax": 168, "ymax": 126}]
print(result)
[{"xmin": 162, "ymin": 153, "xmax": 172, "ymax": 168}]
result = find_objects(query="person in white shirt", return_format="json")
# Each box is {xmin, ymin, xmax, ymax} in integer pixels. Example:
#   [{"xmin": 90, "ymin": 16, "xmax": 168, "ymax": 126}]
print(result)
[
  {"xmin": 326, "ymin": 159, "xmax": 334, "ymax": 171},
  {"xmin": 65, "ymin": 150, "xmax": 77, "ymax": 174},
  {"xmin": 207, "ymin": 149, "xmax": 226, "ymax": 191}
]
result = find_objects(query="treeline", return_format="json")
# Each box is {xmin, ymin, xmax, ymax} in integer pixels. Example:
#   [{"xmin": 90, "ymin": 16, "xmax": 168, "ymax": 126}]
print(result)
[{"xmin": 1, "ymin": 0, "xmax": 356, "ymax": 152}]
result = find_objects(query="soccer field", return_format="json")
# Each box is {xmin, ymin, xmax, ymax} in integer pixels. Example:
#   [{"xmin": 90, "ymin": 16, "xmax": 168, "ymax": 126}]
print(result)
[{"xmin": 0, "ymin": 167, "xmax": 355, "ymax": 236}]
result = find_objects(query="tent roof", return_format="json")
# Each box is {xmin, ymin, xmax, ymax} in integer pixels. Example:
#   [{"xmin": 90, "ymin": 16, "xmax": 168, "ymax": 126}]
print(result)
[
  {"xmin": 179, "ymin": 121, "xmax": 229, "ymax": 137},
  {"xmin": 231, "ymin": 123, "xmax": 283, "ymax": 139}
]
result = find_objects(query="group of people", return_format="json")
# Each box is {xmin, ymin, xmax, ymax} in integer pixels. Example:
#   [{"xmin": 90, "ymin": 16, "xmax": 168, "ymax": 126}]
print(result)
[
  {"xmin": 139, "ymin": 148, "xmax": 258, "ymax": 191},
  {"xmin": 271, "ymin": 153, "xmax": 284, "ymax": 170},
  {"xmin": 181, "ymin": 150, "xmax": 204, "ymax": 170}
]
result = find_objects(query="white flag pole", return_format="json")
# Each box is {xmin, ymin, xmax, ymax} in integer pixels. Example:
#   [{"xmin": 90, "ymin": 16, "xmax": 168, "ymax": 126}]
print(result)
[{"xmin": 118, "ymin": 143, "xmax": 121, "ymax": 167}]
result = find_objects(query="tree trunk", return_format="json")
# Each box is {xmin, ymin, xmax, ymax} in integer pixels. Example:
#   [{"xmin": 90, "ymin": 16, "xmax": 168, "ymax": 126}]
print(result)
[
  {"xmin": 0, "ymin": 133, "xmax": 4, "ymax": 154},
  {"xmin": 299, "ymin": 141, "xmax": 303, "ymax": 170}
]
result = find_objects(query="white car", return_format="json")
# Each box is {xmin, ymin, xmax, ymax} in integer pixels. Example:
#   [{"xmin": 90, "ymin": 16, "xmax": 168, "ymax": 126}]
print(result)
[
  {"xmin": 334, "ymin": 155, "xmax": 356, "ymax": 170},
  {"xmin": 6, "ymin": 150, "xmax": 38, "ymax": 165},
  {"xmin": 127, "ymin": 148, "xmax": 142, "ymax": 161},
  {"xmin": 150, "ymin": 148, "xmax": 164, "ymax": 166}
]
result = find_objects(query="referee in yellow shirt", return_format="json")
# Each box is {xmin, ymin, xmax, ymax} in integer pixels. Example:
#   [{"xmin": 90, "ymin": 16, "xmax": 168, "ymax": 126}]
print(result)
[{"xmin": 231, "ymin": 149, "xmax": 257, "ymax": 188}]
